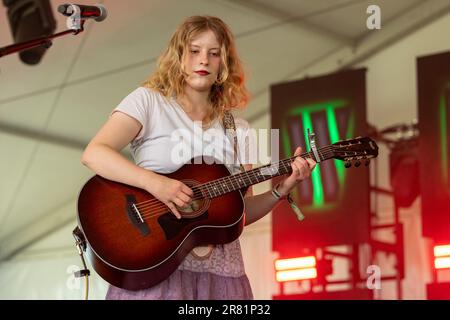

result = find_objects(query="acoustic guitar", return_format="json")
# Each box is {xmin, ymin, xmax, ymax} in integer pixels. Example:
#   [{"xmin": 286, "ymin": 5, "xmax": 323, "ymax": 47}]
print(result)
[{"xmin": 76, "ymin": 136, "xmax": 378, "ymax": 290}]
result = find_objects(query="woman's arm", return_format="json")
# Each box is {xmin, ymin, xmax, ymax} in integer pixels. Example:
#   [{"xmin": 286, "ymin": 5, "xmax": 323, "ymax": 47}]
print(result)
[
  {"xmin": 244, "ymin": 188, "xmax": 282, "ymax": 226},
  {"xmin": 243, "ymin": 147, "xmax": 316, "ymax": 226},
  {"xmin": 81, "ymin": 111, "xmax": 193, "ymax": 218},
  {"xmin": 81, "ymin": 111, "xmax": 158, "ymax": 190}
]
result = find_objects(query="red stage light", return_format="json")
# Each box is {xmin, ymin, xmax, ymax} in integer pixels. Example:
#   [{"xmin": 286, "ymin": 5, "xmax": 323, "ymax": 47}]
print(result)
[
  {"xmin": 434, "ymin": 245, "xmax": 450, "ymax": 269},
  {"xmin": 276, "ymin": 268, "xmax": 318, "ymax": 282},
  {"xmin": 275, "ymin": 256, "xmax": 318, "ymax": 282}
]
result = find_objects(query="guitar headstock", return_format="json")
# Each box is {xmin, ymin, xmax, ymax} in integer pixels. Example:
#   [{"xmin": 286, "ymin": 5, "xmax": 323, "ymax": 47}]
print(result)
[{"xmin": 332, "ymin": 136, "xmax": 379, "ymax": 168}]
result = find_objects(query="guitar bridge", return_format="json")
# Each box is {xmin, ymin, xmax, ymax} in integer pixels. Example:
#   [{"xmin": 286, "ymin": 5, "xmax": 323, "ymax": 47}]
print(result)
[{"xmin": 125, "ymin": 195, "xmax": 150, "ymax": 236}]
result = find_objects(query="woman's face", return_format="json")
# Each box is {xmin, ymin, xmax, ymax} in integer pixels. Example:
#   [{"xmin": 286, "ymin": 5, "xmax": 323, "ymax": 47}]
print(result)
[{"xmin": 183, "ymin": 29, "xmax": 222, "ymax": 93}]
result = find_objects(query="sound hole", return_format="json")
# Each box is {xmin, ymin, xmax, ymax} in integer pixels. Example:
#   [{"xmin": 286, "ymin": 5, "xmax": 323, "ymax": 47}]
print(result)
[
  {"xmin": 176, "ymin": 198, "xmax": 205, "ymax": 213},
  {"xmin": 177, "ymin": 179, "xmax": 210, "ymax": 219}
]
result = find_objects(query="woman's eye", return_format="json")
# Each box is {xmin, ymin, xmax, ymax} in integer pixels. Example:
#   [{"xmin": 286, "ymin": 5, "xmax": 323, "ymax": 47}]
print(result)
[
  {"xmin": 190, "ymin": 50, "xmax": 199, "ymax": 54},
  {"xmin": 210, "ymin": 52, "xmax": 219, "ymax": 57}
]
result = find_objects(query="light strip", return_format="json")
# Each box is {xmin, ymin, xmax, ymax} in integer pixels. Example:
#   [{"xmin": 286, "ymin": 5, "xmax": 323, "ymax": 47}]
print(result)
[
  {"xmin": 435, "ymin": 257, "xmax": 450, "ymax": 269},
  {"xmin": 276, "ymin": 268, "xmax": 317, "ymax": 282},
  {"xmin": 275, "ymin": 256, "xmax": 316, "ymax": 271},
  {"xmin": 434, "ymin": 245, "xmax": 450, "ymax": 257}
]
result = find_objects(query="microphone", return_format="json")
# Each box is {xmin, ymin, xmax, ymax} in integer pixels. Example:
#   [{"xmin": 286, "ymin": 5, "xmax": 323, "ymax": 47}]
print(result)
[{"xmin": 57, "ymin": 4, "xmax": 107, "ymax": 22}]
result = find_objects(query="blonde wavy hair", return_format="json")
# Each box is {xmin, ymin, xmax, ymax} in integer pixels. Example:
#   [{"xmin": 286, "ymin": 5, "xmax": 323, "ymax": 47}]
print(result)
[{"xmin": 142, "ymin": 15, "xmax": 250, "ymax": 128}]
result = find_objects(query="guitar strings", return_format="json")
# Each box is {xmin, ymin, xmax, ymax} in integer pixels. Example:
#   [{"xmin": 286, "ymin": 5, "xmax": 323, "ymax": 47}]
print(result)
[
  {"xmin": 134, "ymin": 153, "xmax": 325, "ymax": 219},
  {"xmin": 134, "ymin": 147, "xmax": 330, "ymax": 213},
  {"xmin": 134, "ymin": 146, "xmax": 362, "ymax": 219},
  {"xmin": 134, "ymin": 147, "xmax": 342, "ymax": 220},
  {"xmin": 134, "ymin": 143, "xmax": 362, "ymax": 213},
  {"xmin": 135, "ymin": 144, "xmax": 372, "ymax": 219},
  {"xmin": 135, "ymin": 147, "xmax": 366, "ymax": 220},
  {"xmin": 134, "ymin": 146, "xmax": 334, "ymax": 211}
]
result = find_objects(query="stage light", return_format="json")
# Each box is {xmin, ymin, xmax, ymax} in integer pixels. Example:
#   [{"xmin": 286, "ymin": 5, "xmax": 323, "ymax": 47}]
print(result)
[
  {"xmin": 434, "ymin": 244, "xmax": 450, "ymax": 269},
  {"xmin": 276, "ymin": 268, "xmax": 318, "ymax": 282},
  {"xmin": 434, "ymin": 245, "xmax": 450, "ymax": 257},
  {"xmin": 275, "ymin": 256, "xmax": 316, "ymax": 270},
  {"xmin": 427, "ymin": 243, "xmax": 450, "ymax": 298},
  {"xmin": 275, "ymin": 256, "xmax": 318, "ymax": 282},
  {"xmin": 435, "ymin": 258, "xmax": 450, "ymax": 269}
]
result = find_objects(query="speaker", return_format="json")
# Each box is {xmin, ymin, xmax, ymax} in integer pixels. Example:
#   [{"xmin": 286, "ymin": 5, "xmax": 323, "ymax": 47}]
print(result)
[{"xmin": 2, "ymin": 0, "xmax": 56, "ymax": 65}]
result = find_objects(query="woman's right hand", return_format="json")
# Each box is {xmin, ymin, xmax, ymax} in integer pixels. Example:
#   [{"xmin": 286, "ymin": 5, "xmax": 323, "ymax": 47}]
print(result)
[{"xmin": 145, "ymin": 174, "xmax": 194, "ymax": 219}]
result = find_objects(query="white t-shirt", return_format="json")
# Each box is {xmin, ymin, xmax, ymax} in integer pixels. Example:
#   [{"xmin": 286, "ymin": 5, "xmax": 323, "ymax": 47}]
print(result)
[
  {"xmin": 112, "ymin": 86, "xmax": 251, "ymax": 277},
  {"xmin": 113, "ymin": 87, "xmax": 251, "ymax": 174}
]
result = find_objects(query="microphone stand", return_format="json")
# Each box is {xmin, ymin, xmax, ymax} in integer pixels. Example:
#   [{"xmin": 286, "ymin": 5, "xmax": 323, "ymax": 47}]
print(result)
[{"xmin": 0, "ymin": 17, "xmax": 86, "ymax": 59}]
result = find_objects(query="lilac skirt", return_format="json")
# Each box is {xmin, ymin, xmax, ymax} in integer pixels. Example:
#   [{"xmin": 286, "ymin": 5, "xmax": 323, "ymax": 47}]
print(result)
[{"xmin": 105, "ymin": 269, "xmax": 254, "ymax": 300}]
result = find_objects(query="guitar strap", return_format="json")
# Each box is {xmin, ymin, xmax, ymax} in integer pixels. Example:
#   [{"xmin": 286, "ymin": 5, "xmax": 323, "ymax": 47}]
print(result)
[
  {"xmin": 222, "ymin": 111, "xmax": 246, "ymax": 173},
  {"xmin": 178, "ymin": 112, "xmax": 246, "ymax": 260},
  {"xmin": 223, "ymin": 112, "xmax": 305, "ymax": 221},
  {"xmin": 191, "ymin": 112, "xmax": 248, "ymax": 260}
]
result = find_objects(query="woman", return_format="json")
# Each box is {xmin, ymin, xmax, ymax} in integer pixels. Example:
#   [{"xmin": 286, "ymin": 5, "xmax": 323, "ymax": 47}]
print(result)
[{"xmin": 81, "ymin": 15, "xmax": 316, "ymax": 300}]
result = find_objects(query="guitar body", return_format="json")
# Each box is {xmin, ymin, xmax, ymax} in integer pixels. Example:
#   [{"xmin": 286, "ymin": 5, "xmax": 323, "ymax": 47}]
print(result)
[{"xmin": 77, "ymin": 157, "xmax": 245, "ymax": 291}]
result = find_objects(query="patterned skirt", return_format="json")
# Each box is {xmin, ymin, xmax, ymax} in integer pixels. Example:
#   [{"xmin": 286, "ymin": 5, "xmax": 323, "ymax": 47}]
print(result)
[
  {"xmin": 106, "ymin": 239, "xmax": 252, "ymax": 300},
  {"xmin": 105, "ymin": 269, "xmax": 253, "ymax": 300}
]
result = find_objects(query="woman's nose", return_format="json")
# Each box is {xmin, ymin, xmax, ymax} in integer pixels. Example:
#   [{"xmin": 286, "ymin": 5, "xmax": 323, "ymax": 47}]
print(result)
[{"xmin": 199, "ymin": 51, "xmax": 209, "ymax": 65}]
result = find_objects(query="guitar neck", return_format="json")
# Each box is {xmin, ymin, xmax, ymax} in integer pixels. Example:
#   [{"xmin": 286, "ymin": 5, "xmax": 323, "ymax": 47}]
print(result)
[{"xmin": 199, "ymin": 145, "xmax": 335, "ymax": 198}]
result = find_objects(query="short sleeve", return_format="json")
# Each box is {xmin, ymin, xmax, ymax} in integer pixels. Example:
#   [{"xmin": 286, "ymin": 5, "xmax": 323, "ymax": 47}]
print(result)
[{"xmin": 111, "ymin": 87, "xmax": 154, "ymax": 142}]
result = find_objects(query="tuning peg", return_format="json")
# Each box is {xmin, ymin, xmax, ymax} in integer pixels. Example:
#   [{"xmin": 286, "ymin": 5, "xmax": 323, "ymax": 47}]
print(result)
[
  {"xmin": 354, "ymin": 160, "xmax": 361, "ymax": 167},
  {"xmin": 365, "ymin": 159, "xmax": 370, "ymax": 166},
  {"xmin": 344, "ymin": 161, "xmax": 352, "ymax": 168}
]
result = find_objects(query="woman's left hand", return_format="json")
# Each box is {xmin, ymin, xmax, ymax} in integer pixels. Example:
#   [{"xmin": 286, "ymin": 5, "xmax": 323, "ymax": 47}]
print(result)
[{"xmin": 277, "ymin": 146, "xmax": 316, "ymax": 196}]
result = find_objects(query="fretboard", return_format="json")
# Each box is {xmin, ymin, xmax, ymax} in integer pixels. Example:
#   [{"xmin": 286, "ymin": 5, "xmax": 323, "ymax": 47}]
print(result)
[{"xmin": 197, "ymin": 145, "xmax": 334, "ymax": 199}]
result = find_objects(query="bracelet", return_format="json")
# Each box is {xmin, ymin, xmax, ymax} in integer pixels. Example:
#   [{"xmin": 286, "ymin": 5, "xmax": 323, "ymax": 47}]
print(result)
[
  {"xmin": 271, "ymin": 183, "xmax": 305, "ymax": 221},
  {"xmin": 271, "ymin": 183, "xmax": 286, "ymax": 200}
]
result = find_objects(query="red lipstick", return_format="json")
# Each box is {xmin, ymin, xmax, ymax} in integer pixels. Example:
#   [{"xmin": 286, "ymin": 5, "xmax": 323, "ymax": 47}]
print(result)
[{"xmin": 195, "ymin": 70, "xmax": 210, "ymax": 76}]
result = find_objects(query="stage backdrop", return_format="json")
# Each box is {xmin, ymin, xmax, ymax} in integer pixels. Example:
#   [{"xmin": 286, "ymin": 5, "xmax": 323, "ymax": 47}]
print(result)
[
  {"xmin": 271, "ymin": 68, "xmax": 371, "ymax": 256},
  {"xmin": 418, "ymin": 51, "xmax": 450, "ymax": 243}
]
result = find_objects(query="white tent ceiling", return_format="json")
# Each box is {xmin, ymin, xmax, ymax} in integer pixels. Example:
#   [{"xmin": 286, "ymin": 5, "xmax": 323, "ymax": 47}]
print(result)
[{"xmin": 0, "ymin": 0, "xmax": 449, "ymax": 262}]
